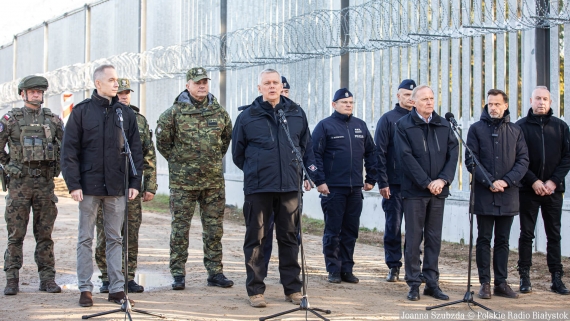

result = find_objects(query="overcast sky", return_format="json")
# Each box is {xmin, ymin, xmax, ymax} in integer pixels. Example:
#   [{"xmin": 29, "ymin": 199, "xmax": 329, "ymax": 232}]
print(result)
[{"xmin": 0, "ymin": 0, "xmax": 89, "ymax": 46}]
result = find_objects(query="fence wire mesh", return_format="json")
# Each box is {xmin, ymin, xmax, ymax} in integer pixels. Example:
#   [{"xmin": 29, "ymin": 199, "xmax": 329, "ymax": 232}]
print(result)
[{"xmin": 0, "ymin": 0, "xmax": 567, "ymax": 105}]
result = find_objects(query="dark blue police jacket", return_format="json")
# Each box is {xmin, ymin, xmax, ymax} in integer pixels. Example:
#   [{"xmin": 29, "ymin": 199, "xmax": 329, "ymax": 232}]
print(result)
[
  {"xmin": 374, "ymin": 103, "xmax": 410, "ymax": 188},
  {"xmin": 312, "ymin": 111, "xmax": 377, "ymax": 188},
  {"xmin": 232, "ymin": 95, "xmax": 317, "ymax": 195}
]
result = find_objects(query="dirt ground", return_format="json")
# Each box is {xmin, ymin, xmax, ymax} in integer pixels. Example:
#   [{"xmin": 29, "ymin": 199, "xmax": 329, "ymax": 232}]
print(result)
[{"xmin": 0, "ymin": 189, "xmax": 569, "ymax": 321}]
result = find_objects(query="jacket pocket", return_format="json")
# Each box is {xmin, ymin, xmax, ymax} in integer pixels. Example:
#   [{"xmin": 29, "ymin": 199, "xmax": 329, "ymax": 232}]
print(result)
[{"xmin": 80, "ymin": 163, "xmax": 92, "ymax": 173}]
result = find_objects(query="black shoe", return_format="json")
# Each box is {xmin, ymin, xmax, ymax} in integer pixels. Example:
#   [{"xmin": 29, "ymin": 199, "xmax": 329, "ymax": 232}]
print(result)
[
  {"xmin": 419, "ymin": 273, "xmax": 427, "ymax": 283},
  {"xmin": 328, "ymin": 272, "xmax": 341, "ymax": 283},
  {"xmin": 386, "ymin": 267, "xmax": 400, "ymax": 282},
  {"xmin": 99, "ymin": 281, "xmax": 110, "ymax": 293},
  {"xmin": 341, "ymin": 272, "xmax": 359, "ymax": 283},
  {"xmin": 551, "ymin": 271, "xmax": 570, "ymax": 295},
  {"xmin": 518, "ymin": 267, "xmax": 532, "ymax": 293},
  {"xmin": 407, "ymin": 285, "xmax": 420, "ymax": 301},
  {"xmin": 172, "ymin": 276, "xmax": 185, "ymax": 290},
  {"xmin": 423, "ymin": 286, "xmax": 449, "ymax": 300},
  {"xmin": 207, "ymin": 273, "xmax": 234, "ymax": 288},
  {"xmin": 128, "ymin": 280, "xmax": 144, "ymax": 293}
]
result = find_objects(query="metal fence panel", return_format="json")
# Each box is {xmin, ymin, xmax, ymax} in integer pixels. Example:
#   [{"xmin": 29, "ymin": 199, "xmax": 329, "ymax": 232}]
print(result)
[{"xmin": 15, "ymin": 28, "xmax": 44, "ymax": 78}]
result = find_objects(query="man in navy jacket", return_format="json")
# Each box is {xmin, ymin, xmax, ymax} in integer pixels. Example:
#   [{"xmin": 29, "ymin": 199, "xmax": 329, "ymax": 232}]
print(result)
[
  {"xmin": 312, "ymin": 88, "xmax": 377, "ymax": 284},
  {"xmin": 395, "ymin": 85, "xmax": 458, "ymax": 301},
  {"xmin": 375, "ymin": 79, "xmax": 415, "ymax": 282},
  {"xmin": 232, "ymin": 69, "xmax": 317, "ymax": 308}
]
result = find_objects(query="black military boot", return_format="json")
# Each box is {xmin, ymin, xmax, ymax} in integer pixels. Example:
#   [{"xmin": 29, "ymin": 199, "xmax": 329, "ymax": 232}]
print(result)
[
  {"xmin": 172, "ymin": 276, "xmax": 185, "ymax": 290},
  {"xmin": 99, "ymin": 281, "xmax": 110, "ymax": 293},
  {"xmin": 4, "ymin": 278, "xmax": 19, "ymax": 295},
  {"xmin": 518, "ymin": 267, "xmax": 532, "ymax": 293},
  {"xmin": 386, "ymin": 267, "xmax": 399, "ymax": 282},
  {"xmin": 207, "ymin": 273, "xmax": 234, "ymax": 288},
  {"xmin": 551, "ymin": 271, "xmax": 570, "ymax": 295},
  {"xmin": 128, "ymin": 280, "xmax": 144, "ymax": 293}
]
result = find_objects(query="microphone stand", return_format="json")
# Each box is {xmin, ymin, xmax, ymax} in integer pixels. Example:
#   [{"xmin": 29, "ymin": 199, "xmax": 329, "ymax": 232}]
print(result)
[
  {"xmin": 260, "ymin": 109, "xmax": 332, "ymax": 321},
  {"xmin": 426, "ymin": 118, "xmax": 493, "ymax": 312},
  {"xmin": 83, "ymin": 107, "xmax": 165, "ymax": 320}
]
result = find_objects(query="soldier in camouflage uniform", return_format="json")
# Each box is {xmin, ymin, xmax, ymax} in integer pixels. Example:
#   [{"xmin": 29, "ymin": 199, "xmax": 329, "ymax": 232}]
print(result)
[
  {"xmin": 156, "ymin": 67, "xmax": 233, "ymax": 290},
  {"xmin": 94, "ymin": 78, "xmax": 157, "ymax": 294},
  {"xmin": 0, "ymin": 76, "xmax": 64, "ymax": 295}
]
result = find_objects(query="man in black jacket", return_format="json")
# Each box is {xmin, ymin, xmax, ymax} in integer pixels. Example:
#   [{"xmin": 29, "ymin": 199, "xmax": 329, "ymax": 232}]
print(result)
[
  {"xmin": 465, "ymin": 89, "xmax": 529, "ymax": 300},
  {"xmin": 61, "ymin": 64, "xmax": 143, "ymax": 307},
  {"xmin": 232, "ymin": 69, "xmax": 317, "ymax": 308},
  {"xmin": 375, "ymin": 79, "xmax": 415, "ymax": 282},
  {"xmin": 516, "ymin": 86, "xmax": 570, "ymax": 295},
  {"xmin": 395, "ymin": 85, "xmax": 458, "ymax": 301},
  {"xmin": 312, "ymin": 88, "xmax": 377, "ymax": 284}
]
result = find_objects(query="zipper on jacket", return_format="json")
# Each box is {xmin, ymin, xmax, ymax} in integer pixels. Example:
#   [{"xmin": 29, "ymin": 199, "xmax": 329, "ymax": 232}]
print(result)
[
  {"xmin": 346, "ymin": 123, "xmax": 353, "ymax": 187},
  {"xmin": 266, "ymin": 119, "xmax": 274, "ymax": 142},
  {"xmin": 434, "ymin": 129, "xmax": 441, "ymax": 151},
  {"xmin": 330, "ymin": 151, "xmax": 336, "ymax": 172},
  {"xmin": 423, "ymin": 137, "xmax": 427, "ymax": 152},
  {"xmin": 540, "ymin": 118, "xmax": 545, "ymax": 178}
]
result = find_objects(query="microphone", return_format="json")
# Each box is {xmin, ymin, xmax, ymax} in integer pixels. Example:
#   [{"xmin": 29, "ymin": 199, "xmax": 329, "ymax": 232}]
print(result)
[
  {"xmin": 445, "ymin": 112, "xmax": 458, "ymax": 128},
  {"xmin": 276, "ymin": 107, "xmax": 287, "ymax": 124},
  {"xmin": 116, "ymin": 106, "xmax": 123, "ymax": 122}
]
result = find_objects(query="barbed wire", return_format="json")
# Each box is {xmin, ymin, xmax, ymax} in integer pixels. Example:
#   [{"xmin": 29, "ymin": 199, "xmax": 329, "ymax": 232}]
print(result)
[{"xmin": 0, "ymin": 0, "xmax": 567, "ymax": 106}]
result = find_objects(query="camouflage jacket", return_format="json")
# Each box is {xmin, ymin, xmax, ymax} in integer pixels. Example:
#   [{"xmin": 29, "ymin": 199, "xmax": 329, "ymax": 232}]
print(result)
[
  {"xmin": 156, "ymin": 91, "xmax": 232, "ymax": 190},
  {"xmin": 0, "ymin": 106, "xmax": 64, "ymax": 178},
  {"xmin": 131, "ymin": 105, "xmax": 158, "ymax": 194}
]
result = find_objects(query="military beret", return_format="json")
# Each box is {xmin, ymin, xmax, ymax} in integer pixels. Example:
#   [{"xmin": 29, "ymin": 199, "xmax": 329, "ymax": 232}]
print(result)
[
  {"xmin": 398, "ymin": 79, "xmax": 416, "ymax": 90},
  {"xmin": 18, "ymin": 75, "xmax": 48, "ymax": 95},
  {"xmin": 282, "ymin": 76, "xmax": 290, "ymax": 89},
  {"xmin": 332, "ymin": 88, "xmax": 353, "ymax": 102},
  {"xmin": 117, "ymin": 78, "xmax": 134, "ymax": 92},
  {"xmin": 186, "ymin": 67, "xmax": 210, "ymax": 82}
]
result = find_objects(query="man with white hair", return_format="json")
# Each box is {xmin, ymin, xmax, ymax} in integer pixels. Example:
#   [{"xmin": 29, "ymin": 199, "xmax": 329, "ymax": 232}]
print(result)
[
  {"xmin": 232, "ymin": 69, "xmax": 317, "ymax": 308},
  {"xmin": 394, "ymin": 85, "xmax": 458, "ymax": 301}
]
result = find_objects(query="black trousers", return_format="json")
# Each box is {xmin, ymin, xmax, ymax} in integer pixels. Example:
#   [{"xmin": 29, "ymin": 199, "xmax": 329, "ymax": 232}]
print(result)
[
  {"xmin": 518, "ymin": 191, "xmax": 563, "ymax": 273},
  {"xmin": 321, "ymin": 187, "xmax": 363, "ymax": 273},
  {"xmin": 403, "ymin": 196, "xmax": 445, "ymax": 288},
  {"xmin": 242, "ymin": 192, "xmax": 301, "ymax": 296},
  {"xmin": 475, "ymin": 214, "xmax": 514, "ymax": 285}
]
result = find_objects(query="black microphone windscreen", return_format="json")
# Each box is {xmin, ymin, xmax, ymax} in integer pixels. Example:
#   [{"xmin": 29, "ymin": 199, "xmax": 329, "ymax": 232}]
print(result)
[
  {"xmin": 444, "ymin": 112, "xmax": 454, "ymax": 121},
  {"xmin": 116, "ymin": 107, "xmax": 123, "ymax": 115}
]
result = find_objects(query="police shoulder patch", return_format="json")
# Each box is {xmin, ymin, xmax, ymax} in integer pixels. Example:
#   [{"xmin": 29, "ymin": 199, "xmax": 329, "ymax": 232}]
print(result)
[
  {"xmin": 0, "ymin": 123, "xmax": 4, "ymax": 132},
  {"xmin": 308, "ymin": 164, "xmax": 317, "ymax": 172}
]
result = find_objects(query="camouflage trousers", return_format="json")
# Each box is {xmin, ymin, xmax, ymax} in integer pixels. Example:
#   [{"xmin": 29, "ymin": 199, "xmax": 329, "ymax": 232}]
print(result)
[
  {"xmin": 3, "ymin": 176, "xmax": 58, "ymax": 281},
  {"xmin": 95, "ymin": 194, "xmax": 142, "ymax": 282},
  {"xmin": 170, "ymin": 188, "xmax": 225, "ymax": 277}
]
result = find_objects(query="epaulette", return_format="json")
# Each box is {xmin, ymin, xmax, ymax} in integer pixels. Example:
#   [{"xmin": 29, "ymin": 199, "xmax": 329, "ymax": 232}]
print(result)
[
  {"xmin": 10, "ymin": 108, "xmax": 23, "ymax": 116},
  {"xmin": 43, "ymin": 107, "xmax": 53, "ymax": 117},
  {"xmin": 75, "ymin": 98, "xmax": 92, "ymax": 107}
]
